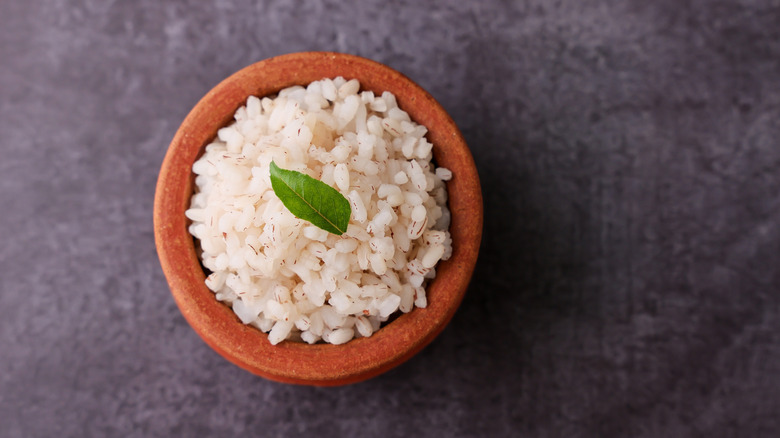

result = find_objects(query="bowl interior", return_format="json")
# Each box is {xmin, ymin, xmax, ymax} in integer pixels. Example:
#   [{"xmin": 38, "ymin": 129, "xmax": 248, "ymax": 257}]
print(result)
[{"xmin": 154, "ymin": 52, "xmax": 482, "ymax": 385}]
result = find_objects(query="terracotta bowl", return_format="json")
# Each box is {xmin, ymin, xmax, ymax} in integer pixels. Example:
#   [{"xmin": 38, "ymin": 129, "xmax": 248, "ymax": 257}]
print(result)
[{"xmin": 154, "ymin": 52, "xmax": 482, "ymax": 386}]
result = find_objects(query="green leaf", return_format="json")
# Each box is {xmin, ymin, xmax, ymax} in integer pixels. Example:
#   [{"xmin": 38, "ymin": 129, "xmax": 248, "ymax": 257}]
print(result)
[{"xmin": 269, "ymin": 161, "xmax": 351, "ymax": 235}]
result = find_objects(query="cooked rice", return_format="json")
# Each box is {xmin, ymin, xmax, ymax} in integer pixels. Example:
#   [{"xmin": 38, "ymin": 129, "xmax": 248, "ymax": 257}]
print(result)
[{"xmin": 186, "ymin": 77, "xmax": 452, "ymax": 345}]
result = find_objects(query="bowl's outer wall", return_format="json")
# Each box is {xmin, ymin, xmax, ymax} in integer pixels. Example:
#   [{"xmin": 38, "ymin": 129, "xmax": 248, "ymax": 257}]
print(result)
[{"xmin": 154, "ymin": 52, "xmax": 483, "ymax": 385}]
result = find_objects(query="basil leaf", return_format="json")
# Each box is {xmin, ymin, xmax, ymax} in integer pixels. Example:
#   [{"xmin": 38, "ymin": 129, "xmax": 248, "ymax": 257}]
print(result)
[{"xmin": 269, "ymin": 161, "xmax": 351, "ymax": 235}]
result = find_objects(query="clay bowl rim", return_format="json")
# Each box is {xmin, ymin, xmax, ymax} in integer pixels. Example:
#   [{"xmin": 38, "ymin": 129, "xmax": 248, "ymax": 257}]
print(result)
[{"xmin": 154, "ymin": 51, "xmax": 483, "ymax": 386}]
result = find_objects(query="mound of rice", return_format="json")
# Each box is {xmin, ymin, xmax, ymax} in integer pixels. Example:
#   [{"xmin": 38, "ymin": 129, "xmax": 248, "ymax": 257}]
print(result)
[{"xmin": 186, "ymin": 77, "xmax": 452, "ymax": 345}]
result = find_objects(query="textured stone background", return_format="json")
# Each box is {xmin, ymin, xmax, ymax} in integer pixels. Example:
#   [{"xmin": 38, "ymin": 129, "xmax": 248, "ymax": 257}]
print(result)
[{"xmin": 2, "ymin": 1, "xmax": 780, "ymax": 437}]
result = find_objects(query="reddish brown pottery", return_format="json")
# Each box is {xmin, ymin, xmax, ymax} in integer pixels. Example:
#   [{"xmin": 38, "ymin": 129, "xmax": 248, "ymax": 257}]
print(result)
[{"xmin": 154, "ymin": 52, "xmax": 483, "ymax": 386}]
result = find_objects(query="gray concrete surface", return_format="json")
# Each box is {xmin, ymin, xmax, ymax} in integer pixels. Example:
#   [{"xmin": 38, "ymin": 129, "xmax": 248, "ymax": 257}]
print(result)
[{"xmin": 2, "ymin": 1, "xmax": 780, "ymax": 436}]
